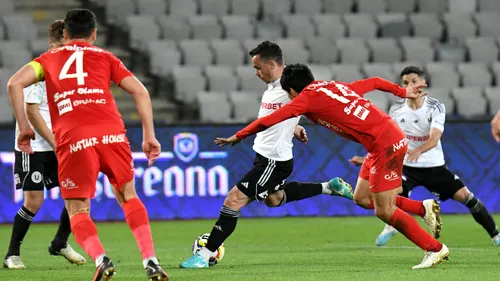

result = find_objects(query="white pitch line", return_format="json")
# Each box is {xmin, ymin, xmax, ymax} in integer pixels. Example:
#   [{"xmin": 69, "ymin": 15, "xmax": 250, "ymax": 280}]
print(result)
[{"xmin": 328, "ymin": 244, "xmax": 493, "ymax": 251}]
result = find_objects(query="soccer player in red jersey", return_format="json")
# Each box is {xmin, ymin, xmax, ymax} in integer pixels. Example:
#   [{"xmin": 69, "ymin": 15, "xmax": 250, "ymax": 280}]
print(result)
[
  {"xmin": 7, "ymin": 9, "xmax": 168, "ymax": 281},
  {"xmin": 215, "ymin": 64, "xmax": 450, "ymax": 269}
]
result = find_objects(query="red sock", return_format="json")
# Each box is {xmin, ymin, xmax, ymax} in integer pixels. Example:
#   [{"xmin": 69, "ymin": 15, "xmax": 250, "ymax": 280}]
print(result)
[
  {"xmin": 396, "ymin": 196, "xmax": 426, "ymax": 217},
  {"xmin": 123, "ymin": 198, "xmax": 156, "ymax": 260},
  {"xmin": 70, "ymin": 213, "xmax": 105, "ymax": 261},
  {"xmin": 390, "ymin": 208, "xmax": 442, "ymax": 252}
]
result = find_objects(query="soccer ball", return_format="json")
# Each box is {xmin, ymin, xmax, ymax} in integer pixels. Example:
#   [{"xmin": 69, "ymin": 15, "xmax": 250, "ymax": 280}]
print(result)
[{"xmin": 192, "ymin": 233, "xmax": 225, "ymax": 266}]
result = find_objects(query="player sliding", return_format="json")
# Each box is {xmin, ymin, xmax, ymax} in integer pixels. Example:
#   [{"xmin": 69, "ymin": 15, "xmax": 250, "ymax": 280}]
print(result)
[
  {"xmin": 213, "ymin": 64, "xmax": 450, "ymax": 269},
  {"xmin": 8, "ymin": 9, "xmax": 167, "ymax": 281},
  {"xmin": 179, "ymin": 41, "xmax": 353, "ymax": 269},
  {"xmin": 351, "ymin": 66, "xmax": 500, "ymax": 246}
]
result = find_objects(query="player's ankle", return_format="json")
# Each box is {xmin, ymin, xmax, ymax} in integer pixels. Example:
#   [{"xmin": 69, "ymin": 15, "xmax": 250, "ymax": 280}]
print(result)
[
  {"xmin": 321, "ymin": 182, "xmax": 331, "ymax": 194},
  {"xmin": 95, "ymin": 254, "xmax": 106, "ymax": 267},
  {"xmin": 199, "ymin": 247, "xmax": 214, "ymax": 262}
]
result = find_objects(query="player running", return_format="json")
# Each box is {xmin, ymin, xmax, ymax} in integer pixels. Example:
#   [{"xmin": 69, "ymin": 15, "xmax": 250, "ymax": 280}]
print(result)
[
  {"xmin": 492, "ymin": 109, "xmax": 500, "ymax": 142},
  {"xmin": 349, "ymin": 66, "xmax": 500, "ymax": 246},
  {"xmin": 8, "ymin": 9, "xmax": 167, "ymax": 281},
  {"xmin": 179, "ymin": 41, "xmax": 353, "ymax": 269},
  {"xmin": 4, "ymin": 20, "xmax": 86, "ymax": 270},
  {"xmin": 214, "ymin": 64, "xmax": 450, "ymax": 269}
]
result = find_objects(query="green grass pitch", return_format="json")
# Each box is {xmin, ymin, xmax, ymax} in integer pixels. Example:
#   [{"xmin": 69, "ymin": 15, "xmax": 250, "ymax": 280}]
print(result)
[{"xmin": 1, "ymin": 215, "xmax": 499, "ymax": 281}]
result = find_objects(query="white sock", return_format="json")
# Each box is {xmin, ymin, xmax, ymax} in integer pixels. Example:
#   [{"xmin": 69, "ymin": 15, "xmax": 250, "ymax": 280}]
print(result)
[
  {"xmin": 143, "ymin": 256, "xmax": 159, "ymax": 268},
  {"xmin": 321, "ymin": 182, "xmax": 332, "ymax": 195},
  {"xmin": 95, "ymin": 254, "xmax": 105, "ymax": 268},
  {"xmin": 198, "ymin": 247, "xmax": 214, "ymax": 262}
]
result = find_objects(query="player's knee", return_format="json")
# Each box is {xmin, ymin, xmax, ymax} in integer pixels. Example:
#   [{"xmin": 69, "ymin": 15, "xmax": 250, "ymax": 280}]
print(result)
[
  {"xmin": 353, "ymin": 194, "xmax": 371, "ymax": 209},
  {"xmin": 65, "ymin": 198, "xmax": 91, "ymax": 217},
  {"xmin": 23, "ymin": 191, "xmax": 44, "ymax": 213},
  {"xmin": 265, "ymin": 192, "xmax": 283, "ymax": 207},
  {"xmin": 453, "ymin": 187, "xmax": 470, "ymax": 203}
]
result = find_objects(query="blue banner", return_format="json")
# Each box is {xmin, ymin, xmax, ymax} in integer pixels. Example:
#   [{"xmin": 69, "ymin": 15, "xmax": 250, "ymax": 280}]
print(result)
[{"xmin": 0, "ymin": 123, "xmax": 498, "ymax": 223}]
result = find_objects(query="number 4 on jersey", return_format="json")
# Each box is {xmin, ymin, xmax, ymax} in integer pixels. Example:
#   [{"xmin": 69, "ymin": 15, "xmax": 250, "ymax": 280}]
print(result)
[{"xmin": 59, "ymin": 51, "xmax": 88, "ymax": 85}]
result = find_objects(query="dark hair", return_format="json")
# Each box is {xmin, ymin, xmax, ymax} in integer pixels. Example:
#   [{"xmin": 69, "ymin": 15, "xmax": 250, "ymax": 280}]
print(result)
[
  {"xmin": 400, "ymin": 66, "xmax": 425, "ymax": 78},
  {"xmin": 280, "ymin": 64, "xmax": 315, "ymax": 94},
  {"xmin": 49, "ymin": 20, "xmax": 65, "ymax": 42},
  {"xmin": 64, "ymin": 9, "xmax": 97, "ymax": 39},
  {"xmin": 249, "ymin": 41, "xmax": 284, "ymax": 65}
]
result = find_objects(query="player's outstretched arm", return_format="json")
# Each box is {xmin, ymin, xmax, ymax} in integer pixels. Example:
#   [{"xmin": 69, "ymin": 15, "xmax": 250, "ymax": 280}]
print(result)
[
  {"xmin": 348, "ymin": 77, "xmax": 426, "ymax": 99},
  {"xmin": 119, "ymin": 76, "xmax": 160, "ymax": 166},
  {"xmin": 26, "ymin": 103, "xmax": 55, "ymax": 148}
]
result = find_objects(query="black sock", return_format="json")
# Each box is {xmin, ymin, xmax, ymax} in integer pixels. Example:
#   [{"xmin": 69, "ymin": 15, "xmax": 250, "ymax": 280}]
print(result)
[
  {"xmin": 6, "ymin": 206, "xmax": 36, "ymax": 257},
  {"xmin": 205, "ymin": 205, "xmax": 239, "ymax": 252},
  {"xmin": 51, "ymin": 207, "xmax": 71, "ymax": 250},
  {"xmin": 279, "ymin": 182, "xmax": 323, "ymax": 205},
  {"xmin": 465, "ymin": 195, "xmax": 499, "ymax": 238}
]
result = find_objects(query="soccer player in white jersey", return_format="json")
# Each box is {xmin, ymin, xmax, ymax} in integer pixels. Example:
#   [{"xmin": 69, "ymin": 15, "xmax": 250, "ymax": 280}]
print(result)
[
  {"xmin": 4, "ymin": 20, "xmax": 86, "ymax": 269},
  {"xmin": 351, "ymin": 66, "xmax": 500, "ymax": 246},
  {"xmin": 180, "ymin": 41, "xmax": 353, "ymax": 268}
]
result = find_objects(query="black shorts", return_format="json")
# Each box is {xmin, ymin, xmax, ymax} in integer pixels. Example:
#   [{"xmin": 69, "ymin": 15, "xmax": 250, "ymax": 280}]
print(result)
[
  {"xmin": 237, "ymin": 153, "xmax": 293, "ymax": 201},
  {"xmin": 402, "ymin": 165, "xmax": 465, "ymax": 201},
  {"xmin": 14, "ymin": 151, "xmax": 59, "ymax": 191}
]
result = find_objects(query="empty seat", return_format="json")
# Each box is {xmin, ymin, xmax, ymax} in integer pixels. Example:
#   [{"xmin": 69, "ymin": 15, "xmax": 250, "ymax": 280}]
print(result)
[
  {"xmin": 0, "ymin": 41, "xmax": 30, "ymax": 69},
  {"xmin": 126, "ymin": 15, "xmax": 160, "ymax": 51},
  {"xmin": 276, "ymin": 38, "xmax": 310, "ymax": 63},
  {"xmin": 220, "ymin": 15, "xmax": 254, "ymax": 40},
  {"xmin": 205, "ymin": 65, "xmax": 238, "ymax": 92},
  {"xmin": 367, "ymin": 38, "xmax": 402, "ymax": 63},
  {"xmin": 492, "ymin": 62, "xmax": 500, "ymax": 85},
  {"xmin": 426, "ymin": 62, "xmax": 460, "ymax": 88},
  {"xmin": 293, "ymin": 0, "xmax": 322, "ymax": 15},
  {"xmin": 427, "ymin": 88, "xmax": 455, "ymax": 115},
  {"xmin": 172, "ymin": 66, "xmax": 206, "ymax": 102},
  {"xmin": 484, "ymin": 87, "xmax": 500, "ymax": 113},
  {"xmin": 147, "ymin": 40, "xmax": 181, "ymax": 76},
  {"xmin": 262, "ymin": 0, "xmax": 292, "ymax": 20},
  {"xmin": 443, "ymin": 14, "xmax": 477, "ymax": 42},
  {"xmin": 418, "ymin": 0, "xmax": 448, "ymax": 13},
  {"xmin": 229, "ymin": 91, "xmax": 261, "ymax": 122},
  {"xmin": 410, "ymin": 14, "xmax": 444, "ymax": 40},
  {"xmin": 236, "ymin": 65, "xmax": 266, "ymax": 92},
  {"xmin": 473, "ymin": 13, "xmax": 500, "ymax": 37},
  {"xmin": 387, "ymin": 0, "xmax": 417, "ymax": 12},
  {"xmin": 362, "ymin": 63, "xmax": 397, "ymax": 82},
  {"xmin": 169, "ymin": 0, "xmax": 198, "ymax": 16},
  {"xmin": 2, "ymin": 15, "xmax": 37, "ymax": 43},
  {"xmin": 197, "ymin": 92, "xmax": 232, "ymax": 123},
  {"xmin": 306, "ymin": 37, "xmax": 338, "ymax": 64},
  {"xmin": 229, "ymin": 0, "xmax": 260, "ymax": 16},
  {"xmin": 0, "ymin": 0, "xmax": 14, "ymax": 16},
  {"xmin": 466, "ymin": 37, "xmax": 498, "ymax": 62},
  {"xmin": 332, "ymin": 64, "xmax": 364, "ymax": 81},
  {"xmin": 343, "ymin": 14, "xmax": 378, "ymax": 38},
  {"xmin": 448, "ymin": 0, "xmax": 477, "ymax": 14},
  {"xmin": 392, "ymin": 62, "xmax": 424, "ymax": 76},
  {"xmin": 312, "ymin": 14, "xmax": 346, "ymax": 38},
  {"xmin": 242, "ymin": 39, "xmax": 265, "ymax": 55},
  {"xmin": 281, "ymin": 15, "xmax": 316, "ymax": 39},
  {"xmin": 256, "ymin": 21, "xmax": 284, "ymax": 39},
  {"xmin": 451, "ymin": 87, "xmax": 487, "ymax": 117},
  {"xmin": 357, "ymin": 0, "xmax": 387, "ymax": 14},
  {"xmin": 179, "ymin": 39, "xmax": 214, "ymax": 66},
  {"xmin": 188, "ymin": 15, "xmax": 223, "ymax": 39},
  {"xmin": 309, "ymin": 64, "xmax": 334, "ymax": 81},
  {"xmin": 136, "ymin": 0, "xmax": 167, "ymax": 16},
  {"xmin": 210, "ymin": 39, "xmax": 245, "ymax": 66},
  {"xmin": 457, "ymin": 62, "xmax": 492, "ymax": 87},
  {"xmin": 400, "ymin": 37, "xmax": 435, "ymax": 63},
  {"xmin": 376, "ymin": 13, "xmax": 411, "ymax": 38},
  {"xmin": 199, "ymin": 0, "xmax": 229, "ymax": 15},
  {"xmin": 29, "ymin": 39, "xmax": 48, "ymax": 57},
  {"xmin": 478, "ymin": 0, "xmax": 500, "ymax": 12},
  {"xmin": 436, "ymin": 42, "xmax": 466, "ymax": 62},
  {"xmin": 337, "ymin": 38, "xmax": 370, "ymax": 63},
  {"xmin": 105, "ymin": 0, "xmax": 135, "ymax": 26},
  {"xmin": 0, "ymin": 68, "xmax": 14, "ymax": 95},
  {"xmin": 324, "ymin": 0, "xmax": 354, "ymax": 13},
  {"xmin": 157, "ymin": 15, "xmax": 190, "ymax": 40},
  {"xmin": 363, "ymin": 91, "xmax": 391, "ymax": 112}
]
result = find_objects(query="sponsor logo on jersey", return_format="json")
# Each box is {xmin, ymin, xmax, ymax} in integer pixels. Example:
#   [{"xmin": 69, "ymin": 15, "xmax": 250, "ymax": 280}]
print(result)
[
  {"xmin": 406, "ymin": 135, "xmax": 430, "ymax": 142},
  {"xmin": 69, "ymin": 137, "xmax": 99, "ymax": 153},
  {"xmin": 384, "ymin": 171, "xmax": 400, "ymax": 181},
  {"xmin": 260, "ymin": 102, "xmax": 282, "ymax": 110},
  {"xmin": 353, "ymin": 105, "xmax": 370, "ymax": 121},
  {"xmin": 392, "ymin": 137, "xmax": 408, "ymax": 152},
  {"xmin": 57, "ymin": 99, "xmax": 73, "ymax": 115},
  {"xmin": 61, "ymin": 178, "xmax": 78, "ymax": 189}
]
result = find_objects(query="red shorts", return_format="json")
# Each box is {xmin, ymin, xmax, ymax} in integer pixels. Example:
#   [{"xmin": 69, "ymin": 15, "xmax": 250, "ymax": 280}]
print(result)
[
  {"xmin": 359, "ymin": 122, "xmax": 408, "ymax": 193},
  {"xmin": 55, "ymin": 126, "xmax": 134, "ymax": 199}
]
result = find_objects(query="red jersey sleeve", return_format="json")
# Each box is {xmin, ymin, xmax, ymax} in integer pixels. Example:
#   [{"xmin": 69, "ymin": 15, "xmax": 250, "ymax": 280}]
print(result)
[
  {"xmin": 235, "ymin": 93, "xmax": 310, "ymax": 139},
  {"xmin": 347, "ymin": 77, "xmax": 406, "ymax": 98},
  {"xmin": 110, "ymin": 54, "xmax": 133, "ymax": 85}
]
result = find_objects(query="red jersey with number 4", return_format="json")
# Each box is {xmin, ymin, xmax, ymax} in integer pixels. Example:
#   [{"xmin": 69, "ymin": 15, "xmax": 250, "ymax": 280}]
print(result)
[
  {"xmin": 30, "ymin": 41, "xmax": 133, "ymax": 140},
  {"xmin": 236, "ymin": 78, "xmax": 407, "ymax": 152}
]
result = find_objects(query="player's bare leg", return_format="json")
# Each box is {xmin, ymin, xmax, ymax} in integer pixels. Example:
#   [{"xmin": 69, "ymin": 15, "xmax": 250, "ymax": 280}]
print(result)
[
  {"xmin": 180, "ymin": 186, "xmax": 251, "ymax": 269},
  {"xmin": 112, "ymin": 180, "xmax": 168, "ymax": 281},
  {"xmin": 372, "ymin": 188, "xmax": 449, "ymax": 269},
  {"xmin": 66, "ymin": 198, "xmax": 113, "ymax": 281},
  {"xmin": 453, "ymin": 187, "xmax": 500, "ymax": 245}
]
